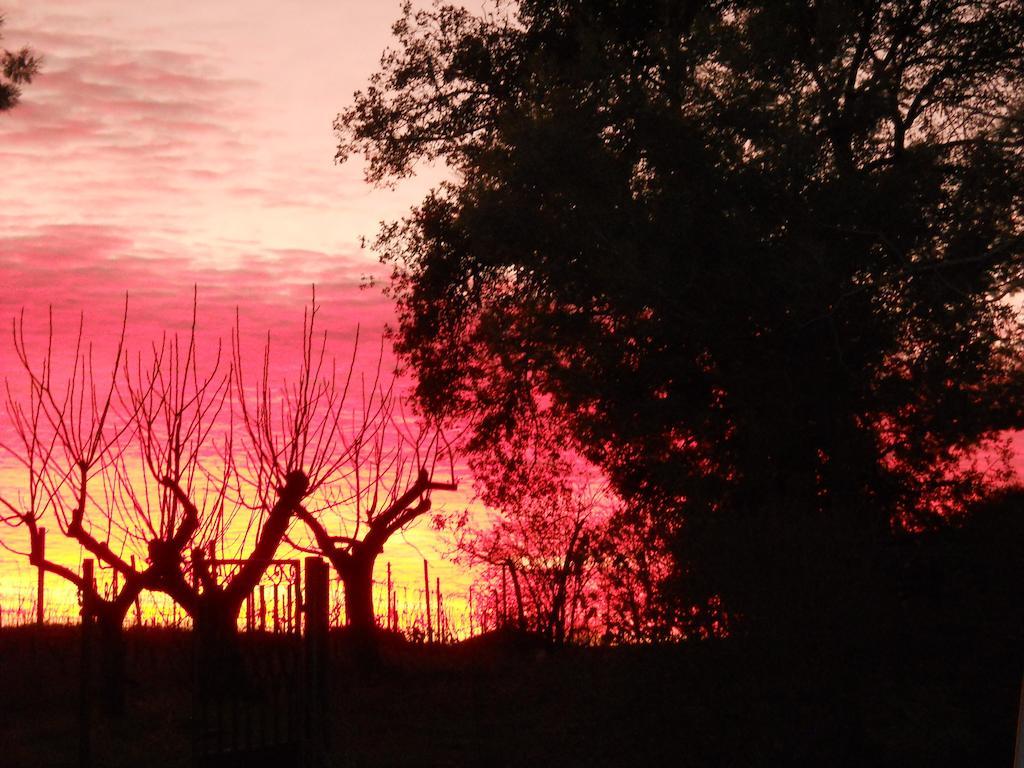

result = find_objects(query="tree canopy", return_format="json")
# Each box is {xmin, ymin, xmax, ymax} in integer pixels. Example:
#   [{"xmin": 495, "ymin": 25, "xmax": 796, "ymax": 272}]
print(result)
[{"xmin": 338, "ymin": 0, "xmax": 1024, "ymax": 632}]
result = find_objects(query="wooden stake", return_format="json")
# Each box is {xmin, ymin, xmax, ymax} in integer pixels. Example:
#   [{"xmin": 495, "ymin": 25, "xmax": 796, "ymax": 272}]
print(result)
[
  {"xmin": 79, "ymin": 559, "xmax": 94, "ymax": 768},
  {"xmin": 423, "ymin": 559, "xmax": 432, "ymax": 643},
  {"xmin": 386, "ymin": 562, "xmax": 393, "ymax": 631},
  {"xmin": 130, "ymin": 555, "xmax": 142, "ymax": 627},
  {"xmin": 436, "ymin": 577, "xmax": 442, "ymax": 643},
  {"xmin": 36, "ymin": 527, "xmax": 46, "ymax": 626},
  {"xmin": 259, "ymin": 585, "xmax": 267, "ymax": 632},
  {"xmin": 303, "ymin": 557, "xmax": 329, "ymax": 764}
]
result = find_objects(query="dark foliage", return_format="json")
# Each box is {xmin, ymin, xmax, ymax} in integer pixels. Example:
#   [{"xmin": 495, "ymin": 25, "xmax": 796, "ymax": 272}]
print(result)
[
  {"xmin": 0, "ymin": 12, "xmax": 39, "ymax": 112},
  {"xmin": 338, "ymin": 0, "xmax": 1024, "ymax": 634}
]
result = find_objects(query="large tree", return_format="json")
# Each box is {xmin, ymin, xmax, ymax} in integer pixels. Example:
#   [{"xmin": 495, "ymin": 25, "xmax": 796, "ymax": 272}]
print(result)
[{"xmin": 337, "ymin": 1, "xmax": 1024, "ymax": 633}]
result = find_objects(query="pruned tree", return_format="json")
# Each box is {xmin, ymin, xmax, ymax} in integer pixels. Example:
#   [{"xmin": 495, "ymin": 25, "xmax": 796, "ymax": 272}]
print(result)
[
  {"xmin": 0, "ymin": 296, "xmax": 387, "ymax": 692},
  {"xmin": 0, "ymin": 307, "xmax": 189, "ymax": 713},
  {"xmin": 295, "ymin": 389, "xmax": 457, "ymax": 636},
  {"xmin": 118, "ymin": 299, "xmax": 364, "ymax": 656}
]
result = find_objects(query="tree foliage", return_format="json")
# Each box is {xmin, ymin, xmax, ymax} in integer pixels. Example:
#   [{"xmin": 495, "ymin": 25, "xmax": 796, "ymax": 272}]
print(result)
[
  {"xmin": 0, "ymin": 13, "xmax": 39, "ymax": 112},
  {"xmin": 338, "ymin": 1, "xmax": 1024, "ymax": 631},
  {"xmin": 452, "ymin": 435, "xmax": 603, "ymax": 643}
]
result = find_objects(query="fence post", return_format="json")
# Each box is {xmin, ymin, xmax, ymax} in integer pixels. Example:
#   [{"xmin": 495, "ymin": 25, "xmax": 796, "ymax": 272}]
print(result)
[
  {"xmin": 303, "ymin": 557, "xmax": 329, "ymax": 767},
  {"xmin": 273, "ymin": 583, "xmax": 280, "ymax": 633},
  {"xmin": 79, "ymin": 558, "xmax": 94, "ymax": 768},
  {"xmin": 386, "ymin": 562, "xmax": 393, "ymax": 631},
  {"xmin": 293, "ymin": 561, "xmax": 302, "ymax": 634},
  {"xmin": 436, "ymin": 577, "xmax": 442, "ymax": 643},
  {"xmin": 36, "ymin": 527, "xmax": 46, "ymax": 626},
  {"xmin": 423, "ymin": 560, "xmax": 432, "ymax": 643}
]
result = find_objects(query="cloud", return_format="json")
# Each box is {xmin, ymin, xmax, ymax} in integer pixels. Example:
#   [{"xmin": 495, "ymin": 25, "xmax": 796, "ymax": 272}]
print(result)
[
  {"xmin": 1, "ymin": 48, "xmax": 253, "ymax": 186},
  {"xmin": 0, "ymin": 15, "xmax": 273, "ymax": 241},
  {"xmin": 0, "ymin": 223, "xmax": 395, "ymax": 353}
]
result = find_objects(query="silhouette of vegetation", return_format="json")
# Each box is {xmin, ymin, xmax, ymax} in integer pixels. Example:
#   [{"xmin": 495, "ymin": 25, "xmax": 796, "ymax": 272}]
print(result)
[
  {"xmin": 4, "ymin": 484, "xmax": 1022, "ymax": 768},
  {"xmin": 1, "ymin": 2, "xmax": 1023, "ymax": 762},
  {"xmin": 0, "ymin": 307, "xmax": 181, "ymax": 714},
  {"xmin": 294, "ymin": 395, "xmax": 458, "ymax": 637},
  {"xmin": 0, "ymin": 11, "xmax": 39, "ymax": 113},
  {"xmin": 338, "ymin": 0, "xmax": 1024, "ymax": 637},
  {"xmin": 0, "ymin": 298, "xmax": 460, "ymax": 707},
  {"xmin": 449, "ymin": 417, "xmax": 605, "ymax": 643}
]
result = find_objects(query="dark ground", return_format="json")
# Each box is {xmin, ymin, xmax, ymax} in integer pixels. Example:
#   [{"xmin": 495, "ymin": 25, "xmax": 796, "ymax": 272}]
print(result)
[{"xmin": 0, "ymin": 623, "xmax": 1019, "ymax": 768}]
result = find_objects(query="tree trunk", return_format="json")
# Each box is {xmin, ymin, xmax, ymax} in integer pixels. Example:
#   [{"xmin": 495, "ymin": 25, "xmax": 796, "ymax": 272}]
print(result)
[
  {"xmin": 194, "ymin": 597, "xmax": 244, "ymax": 698},
  {"xmin": 505, "ymin": 560, "xmax": 527, "ymax": 632},
  {"xmin": 339, "ymin": 554, "xmax": 382, "ymax": 667},
  {"xmin": 96, "ymin": 608, "xmax": 127, "ymax": 716},
  {"xmin": 343, "ymin": 555, "xmax": 377, "ymax": 634}
]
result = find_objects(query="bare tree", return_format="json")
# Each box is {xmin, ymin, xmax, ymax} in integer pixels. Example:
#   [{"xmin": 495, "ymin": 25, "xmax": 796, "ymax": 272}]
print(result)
[
  {"xmin": 0, "ymin": 292, "xmax": 468, "ymax": 709},
  {"xmin": 1, "ymin": 296, "xmax": 393, "ymax": 693},
  {"xmin": 0, "ymin": 306, "xmax": 192, "ymax": 713},
  {"xmin": 295, "ymin": 390, "xmax": 458, "ymax": 636},
  {"xmin": 439, "ymin": 408, "xmax": 605, "ymax": 643},
  {"xmin": 119, "ymin": 298, "xmax": 371, "ymax": 657},
  {"xmin": 455, "ymin": 476, "xmax": 600, "ymax": 644}
]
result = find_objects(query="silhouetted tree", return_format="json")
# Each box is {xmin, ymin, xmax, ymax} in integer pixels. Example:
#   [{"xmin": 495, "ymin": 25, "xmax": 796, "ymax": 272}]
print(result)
[
  {"xmin": 294, "ymin": 391, "xmax": 457, "ymax": 636},
  {"xmin": 591, "ymin": 507, "xmax": 694, "ymax": 643},
  {"xmin": 0, "ymin": 308, "xmax": 186, "ymax": 713},
  {"xmin": 0, "ymin": 12, "xmax": 39, "ymax": 112},
  {"xmin": 120, "ymin": 300, "xmax": 367, "ymax": 667},
  {"xmin": 451, "ymin": 416, "xmax": 602, "ymax": 643},
  {"xmin": 337, "ymin": 1, "xmax": 1024, "ymax": 634},
  {"xmin": 0, "ymin": 298, "xmax": 375, "ymax": 696}
]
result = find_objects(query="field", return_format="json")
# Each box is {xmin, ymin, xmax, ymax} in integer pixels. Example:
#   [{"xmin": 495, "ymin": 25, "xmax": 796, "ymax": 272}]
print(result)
[{"xmin": 0, "ymin": 624, "xmax": 1019, "ymax": 767}]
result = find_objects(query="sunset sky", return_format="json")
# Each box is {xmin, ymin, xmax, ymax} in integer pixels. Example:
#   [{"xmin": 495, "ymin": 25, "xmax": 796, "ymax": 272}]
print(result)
[
  {"xmin": 3, "ymin": 0, "xmax": 1021, "ymax": 625},
  {"xmin": 0, "ymin": 0, "xmax": 471, "ymax": 620}
]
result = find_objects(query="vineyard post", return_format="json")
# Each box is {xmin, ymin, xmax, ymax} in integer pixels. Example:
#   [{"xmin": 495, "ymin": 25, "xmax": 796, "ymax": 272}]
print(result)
[
  {"xmin": 130, "ymin": 555, "xmax": 142, "ymax": 627},
  {"xmin": 273, "ymin": 583, "xmax": 280, "ymax": 633},
  {"xmin": 36, "ymin": 527, "xmax": 45, "ymax": 626},
  {"xmin": 79, "ymin": 558, "xmax": 94, "ymax": 768},
  {"xmin": 423, "ymin": 559, "xmax": 432, "ymax": 643},
  {"xmin": 436, "ymin": 577, "xmax": 442, "ymax": 643},
  {"xmin": 303, "ymin": 556, "xmax": 329, "ymax": 766},
  {"xmin": 386, "ymin": 562, "xmax": 393, "ymax": 631}
]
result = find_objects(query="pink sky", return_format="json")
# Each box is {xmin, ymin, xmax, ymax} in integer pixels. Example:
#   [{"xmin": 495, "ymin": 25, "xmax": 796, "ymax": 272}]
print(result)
[{"xmin": 0, "ymin": 0, "xmax": 473, "ymax": 619}]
